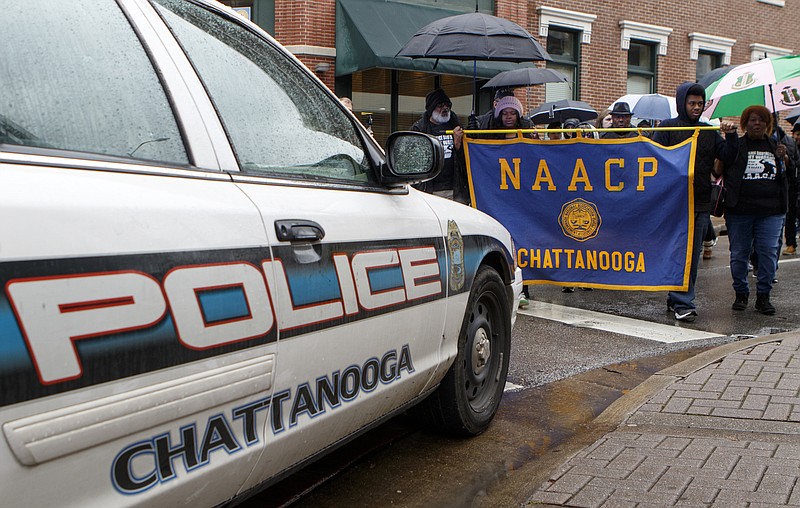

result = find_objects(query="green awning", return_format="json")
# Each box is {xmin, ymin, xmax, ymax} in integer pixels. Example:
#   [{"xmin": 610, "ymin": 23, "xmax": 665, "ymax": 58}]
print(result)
[{"xmin": 336, "ymin": 0, "xmax": 533, "ymax": 78}]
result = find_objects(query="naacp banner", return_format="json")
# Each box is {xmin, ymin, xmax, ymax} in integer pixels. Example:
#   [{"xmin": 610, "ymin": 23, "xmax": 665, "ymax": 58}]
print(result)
[{"xmin": 464, "ymin": 134, "xmax": 698, "ymax": 290}]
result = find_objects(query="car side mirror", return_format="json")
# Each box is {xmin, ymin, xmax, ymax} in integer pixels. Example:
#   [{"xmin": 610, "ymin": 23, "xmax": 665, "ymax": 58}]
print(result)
[{"xmin": 378, "ymin": 131, "xmax": 443, "ymax": 187}]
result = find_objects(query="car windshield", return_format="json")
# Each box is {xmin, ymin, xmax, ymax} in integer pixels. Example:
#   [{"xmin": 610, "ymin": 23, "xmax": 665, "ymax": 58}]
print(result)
[{"xmin": 153, "ymin": 0, "xmax": 372, "ymax": 182}]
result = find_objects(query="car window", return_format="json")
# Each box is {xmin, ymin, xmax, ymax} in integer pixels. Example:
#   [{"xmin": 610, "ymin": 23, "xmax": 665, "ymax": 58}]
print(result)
[
  {"xmin": 151, "ymin": 0, "xmax": 372, "ymax": 182},
  {"xmin": 0, "ymin": 0, "xmax": 188, "ymax": 165}
]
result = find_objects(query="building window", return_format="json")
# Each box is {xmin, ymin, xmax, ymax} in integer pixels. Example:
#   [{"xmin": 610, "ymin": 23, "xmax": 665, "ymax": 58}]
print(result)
[
  {"xmin": 537, "ymin": 6, "xmax": 596, "ymax": 44},
  {"xmin": 750, "ymin": 43, "xmax": 793, "ymax": 61},
  {"xmin": 352, "ymin": 68, "xmax": 394, "ymax": 147},
  {"xmin": 619, "ymin": 20, "xmax": 671, "ymax": 56},
  {"xmin": 627, "ymin": 40, "xmax": 656, "ymax": 94},
  {"xmin": 696, "ymin": 51, "xmax": 723, "ymax": 84},
  {"xmin": 545, "ymin": 28, "xmax": 578, "ymax": 101},
  {"xmin": 536, "ymin": 6, "xmax": 595, "ymax": 102},
  {"xmin": 688, "ymin": 32, "xmax": 734, "ymax": 70}
]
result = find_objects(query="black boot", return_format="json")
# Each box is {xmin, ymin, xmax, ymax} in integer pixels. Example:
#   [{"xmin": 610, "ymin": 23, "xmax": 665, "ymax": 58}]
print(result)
[
  {"xmin": 755, "ymin": 293, "xmax": 776, "ymax": 315},
  {"xmin": 732, "ymin": 293, "xmax": 748, "ymax": 311}
]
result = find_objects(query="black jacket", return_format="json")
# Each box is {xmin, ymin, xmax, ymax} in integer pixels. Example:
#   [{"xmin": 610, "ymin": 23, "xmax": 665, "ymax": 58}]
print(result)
[
  {"xmin": 410, "ymin": 112, "xmax": 468, "ymax": 203},
  {"xmin": 723, "ymin": 134, "xmax": 789, "ymax": 213},
  {"xmin": 652, "ymin": 82, "xmax": 738, "ymax": 212}
]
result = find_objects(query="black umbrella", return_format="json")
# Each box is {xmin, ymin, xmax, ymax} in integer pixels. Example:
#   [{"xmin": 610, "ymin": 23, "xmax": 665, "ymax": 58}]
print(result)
[
  {"xmin": 396, "ymin": 12, "xmax": 550, "ymax": 114},
  {"xmin": 528, "ymin": 100, "xmax": 597, "ymax": 125},
  {"xmin": 785, "ymin": 106, "xmax": 800, "ymax": 125},
  {"xmin": 481, "ymin": 67, "xmax": 567, "ymax": 89},
  {"xmin": 697, "ymin": 65, "xmax": 732, "ymax": 89},
  {"xmin": 396, "ymin": 12, "xmax": 550, "ymax": 63}
]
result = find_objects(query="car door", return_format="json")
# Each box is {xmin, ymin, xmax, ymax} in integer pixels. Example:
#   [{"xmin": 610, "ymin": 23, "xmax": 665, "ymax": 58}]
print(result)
[
  {"xmin": 145, "ymin": 0, "xmax": 453, "ymax": 490},
  {"xmin": 0, "ymin": 1, "xmax": 277, "ymax": 506}
]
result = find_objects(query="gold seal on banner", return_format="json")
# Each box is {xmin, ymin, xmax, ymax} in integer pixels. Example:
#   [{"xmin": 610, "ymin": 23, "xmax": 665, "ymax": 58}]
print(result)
[{"xmin": 559, "ymin": 198, "xmax": 601, "ymax": 242}]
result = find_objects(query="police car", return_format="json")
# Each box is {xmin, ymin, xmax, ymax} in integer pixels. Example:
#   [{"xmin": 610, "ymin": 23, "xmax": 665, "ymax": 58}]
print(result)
[{"xmin": 0, "ymin": 0, "xmax": 522, "ymax": 505}]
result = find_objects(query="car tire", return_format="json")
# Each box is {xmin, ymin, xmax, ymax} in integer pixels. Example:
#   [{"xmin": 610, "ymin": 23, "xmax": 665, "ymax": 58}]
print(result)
[{"xmin": 415, "ymin": 265, "xmax": 511, "ymax": 436}]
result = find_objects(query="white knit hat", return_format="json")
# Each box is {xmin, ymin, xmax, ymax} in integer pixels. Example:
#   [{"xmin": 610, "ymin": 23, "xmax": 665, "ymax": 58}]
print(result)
[{"xmin": 494, "ymin": 95, "xmax": 523, "ymax": 118}]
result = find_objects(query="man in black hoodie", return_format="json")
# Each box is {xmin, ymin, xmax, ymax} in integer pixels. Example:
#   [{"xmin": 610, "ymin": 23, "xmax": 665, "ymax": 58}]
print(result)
[
  {"xmin": 410, "ymin": 88, "xmax": 467, "ymax": 203},
  {"xmin": 652, "ymin": 82, "xmax": 738, "ymax": 322}
]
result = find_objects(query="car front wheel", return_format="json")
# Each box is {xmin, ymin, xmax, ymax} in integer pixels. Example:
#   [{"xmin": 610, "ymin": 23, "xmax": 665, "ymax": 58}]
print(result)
[{"xmin": 417, "ymin": 265, "xmax": 511, "ymax": 436}]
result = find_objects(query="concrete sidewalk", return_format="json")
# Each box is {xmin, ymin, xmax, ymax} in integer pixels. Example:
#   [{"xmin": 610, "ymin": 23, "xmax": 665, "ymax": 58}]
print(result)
[{"xmin": 528, "ymin": 331, "xmax": 800, "ymax": 507}]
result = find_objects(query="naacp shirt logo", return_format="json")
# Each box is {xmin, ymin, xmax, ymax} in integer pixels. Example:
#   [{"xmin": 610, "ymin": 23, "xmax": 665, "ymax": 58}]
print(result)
[{"xmin": 559, "ymin": 198, "xmax": 601, "ymax": 242}]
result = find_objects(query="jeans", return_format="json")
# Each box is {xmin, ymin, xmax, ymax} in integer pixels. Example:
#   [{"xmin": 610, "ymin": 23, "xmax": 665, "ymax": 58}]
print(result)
[
  {"xmin": 726, "ymin": 213, "xmax": 785, "ymax": 295},
  {"xmin": 668, "ymin": 212, "xmax": 709, "ymax": 312}
]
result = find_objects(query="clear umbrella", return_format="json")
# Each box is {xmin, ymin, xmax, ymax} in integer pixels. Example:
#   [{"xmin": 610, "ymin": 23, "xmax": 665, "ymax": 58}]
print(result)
[{"xmin": 611, "ymin": 94, "xmax": 677, "ymax": 120}]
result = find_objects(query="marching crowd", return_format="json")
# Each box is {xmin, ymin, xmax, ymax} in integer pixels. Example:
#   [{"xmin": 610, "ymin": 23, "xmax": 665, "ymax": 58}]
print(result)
[{"xmin": 343, "ymin": 79, "xmax": 799, "ymax": 323}]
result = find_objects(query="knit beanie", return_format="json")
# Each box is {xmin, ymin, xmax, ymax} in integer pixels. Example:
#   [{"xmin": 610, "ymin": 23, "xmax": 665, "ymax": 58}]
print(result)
[
  {"xmin": 494, "ymin": 95, "xmax": 523, "ymax": 118},
  {"xmin": 425, "ymin": 88, "xmax": 452, "ymax": 118}
]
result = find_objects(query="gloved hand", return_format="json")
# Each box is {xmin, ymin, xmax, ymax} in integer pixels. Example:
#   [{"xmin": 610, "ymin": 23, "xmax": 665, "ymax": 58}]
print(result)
[{"xmin": 467, "ymin": 113, "xmax": 478, "ymax": 130}]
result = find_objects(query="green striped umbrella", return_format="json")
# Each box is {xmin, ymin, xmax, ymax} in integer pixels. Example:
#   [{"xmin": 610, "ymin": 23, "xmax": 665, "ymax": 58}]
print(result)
[{"xmin": 704, "ymin": 55, "xmax": 800, "ymax": 119}]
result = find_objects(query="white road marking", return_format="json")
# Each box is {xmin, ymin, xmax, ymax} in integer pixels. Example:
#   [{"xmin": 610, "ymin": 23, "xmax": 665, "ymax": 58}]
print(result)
[
  {"xmin": 517, "ymin": 301, "xmax": 723, "ymax": 343},
  {"xmin": 504, "ymin": 382, "xmax": 524, "ymax": 392},
  {"xmin": 723, "ymin": 255, "xmax": 800, "ymax": 269}
]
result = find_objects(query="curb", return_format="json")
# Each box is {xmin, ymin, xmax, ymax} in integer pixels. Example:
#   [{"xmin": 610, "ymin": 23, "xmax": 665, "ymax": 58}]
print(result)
[
  {"xmin": 593, "ymin": 332, "xmax": 794, "ymax": 427},
  {"xmin": 518, "ymin": 332, "xmax": 798, "ymax": 507}
]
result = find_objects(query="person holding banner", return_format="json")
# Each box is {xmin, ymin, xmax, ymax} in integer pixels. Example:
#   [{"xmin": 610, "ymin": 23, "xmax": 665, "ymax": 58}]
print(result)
[
  {"xmin": 723, "ymin": 105, "xmax": 791, "ymax": 315},
  {"xmin": 474, "ymin": 88, "xmax": 532, "ymax": 132},
  {"xmin": 485, "ymin": 94, "xmax": 535, "ymax": 308},
  {"xmin": 652, "ymin": 82, "xmax": 738, "ymax": 322},
  {"xmin": 493, "ymin": 95, "xmax": 531, "ymax": 139},
  {"xmin": 410, "ymin": 88, "xmax": 468, "ymax": 204}
]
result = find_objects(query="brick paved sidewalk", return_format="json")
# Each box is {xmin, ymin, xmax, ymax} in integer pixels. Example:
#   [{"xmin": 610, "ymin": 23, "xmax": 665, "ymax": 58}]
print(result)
[{"xmin": 529, "ymin": 334, "xmax": 800, "ymax": 507}]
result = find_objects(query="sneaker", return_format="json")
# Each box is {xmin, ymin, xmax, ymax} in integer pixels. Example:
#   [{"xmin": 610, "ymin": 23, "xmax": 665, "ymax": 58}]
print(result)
[
  {"xmin": 755, "ymin": 293, "xmax": 776, "ymax": 315},
  {"xmin": 732, "ymin": 293, "xmax": 748, "ymax": 311},
  {"xmin": 562, "ymin": 287, "xmax": 575, "ymax": 293},
  {"xmin": 674, "ymin": 309, "xmax": 698, "ymax": 322},
  {"xmin": 702, "ymin": 247, "xmax": 713, "ymax": 260},
  {"xmin": 518, "ymin": 294, "xmax": 529, "ymax": 309},
  {"xmin": 784, "ymin": 245, "xmax": 796, "ymax": 255},
  {"xmin": 667, "ymin": 301, "xmax": 675, "ymax": 313}
]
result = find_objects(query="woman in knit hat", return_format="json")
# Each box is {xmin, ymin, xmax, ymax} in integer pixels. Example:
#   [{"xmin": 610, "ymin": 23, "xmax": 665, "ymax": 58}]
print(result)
[{"xmin": 494, "ymin": 95, "xmax": 524, "ymax": 139}]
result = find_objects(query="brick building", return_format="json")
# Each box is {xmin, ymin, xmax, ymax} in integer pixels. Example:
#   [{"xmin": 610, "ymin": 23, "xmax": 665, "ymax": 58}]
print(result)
[{"xmin": 221, "ymin": 0, "xmax": 800, "ymax": 146}]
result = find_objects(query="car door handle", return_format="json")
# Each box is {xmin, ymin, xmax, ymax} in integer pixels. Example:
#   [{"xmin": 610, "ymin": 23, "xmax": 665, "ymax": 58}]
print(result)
[{"xmin": 274, "ymin": 219, "xmax": 325, "ymax": 242}]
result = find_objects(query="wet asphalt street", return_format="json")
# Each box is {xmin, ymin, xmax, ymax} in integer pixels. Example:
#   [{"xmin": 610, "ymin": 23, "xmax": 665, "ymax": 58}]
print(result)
[{"xmin": 243, "ymin": 231, "xmax": 800, "ymax": 507}]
